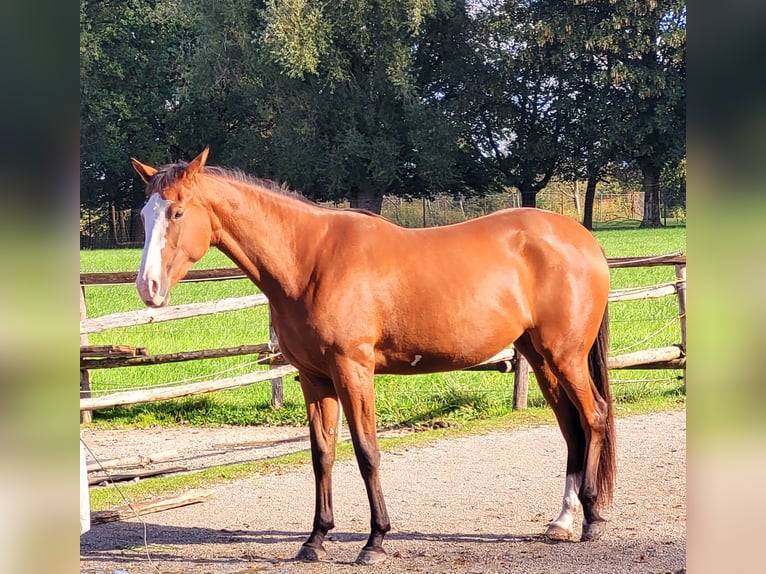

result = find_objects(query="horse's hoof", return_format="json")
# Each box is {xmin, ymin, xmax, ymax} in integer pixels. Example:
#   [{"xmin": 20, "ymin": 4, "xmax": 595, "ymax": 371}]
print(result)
[
  {"xmin": 545, "ymin": 524, "xmax": 573, "ymax": 541},
  {"xmin": 296, "ymin": 544, "xmax": 327, "ymax": 562},
  {"xmin": 355, "ymin": 547, "xmax": 387, "ymax": 565},
  {"xmin": 581, "ymin": 519, "xmax": 607, "ymax": 542}
]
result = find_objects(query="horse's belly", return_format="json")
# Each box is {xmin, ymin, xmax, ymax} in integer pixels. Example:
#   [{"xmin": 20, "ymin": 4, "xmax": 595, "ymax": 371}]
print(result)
[
  {"xmin": 374, "ymin": 338, "xmax": 512, "ymax": 376},
  {"xmin": 372, "ymin": 291, "xmax": 525, "ymax": 375}
]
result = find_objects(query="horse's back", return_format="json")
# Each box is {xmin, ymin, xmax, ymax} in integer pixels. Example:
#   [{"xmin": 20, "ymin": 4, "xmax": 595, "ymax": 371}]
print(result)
[
  {"xmin": 321, "ymin": 206, "xmax": 608, "ymax": 309},
  {"xmin": 337, "ymin": 206, "xmax": 600, "ymax": 253},
  {"xmin": 338, "ymin": 207, "xmax": 606, "ymax": 284}
]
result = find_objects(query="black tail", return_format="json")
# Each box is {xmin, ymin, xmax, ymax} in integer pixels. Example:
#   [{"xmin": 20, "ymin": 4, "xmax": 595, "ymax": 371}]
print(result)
[{"xmin": 588, "ymin": 304, "xmax": 615, "ymax": 507}]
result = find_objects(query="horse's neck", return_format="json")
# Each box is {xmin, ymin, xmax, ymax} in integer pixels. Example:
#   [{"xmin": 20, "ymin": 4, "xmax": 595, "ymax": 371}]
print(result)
[{"xmin": 209, "ymin": 179, "xmax": 324, "ymax": 300}]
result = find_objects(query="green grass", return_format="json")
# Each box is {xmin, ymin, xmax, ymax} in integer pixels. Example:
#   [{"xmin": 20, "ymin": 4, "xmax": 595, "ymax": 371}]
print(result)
[
  {"xmin": 80, "ymin": 225, "xmax": 686, "ymax": 429},
  {"xmin": 593, "ymin": 226, "xmax": 686, "ymax": 399}
]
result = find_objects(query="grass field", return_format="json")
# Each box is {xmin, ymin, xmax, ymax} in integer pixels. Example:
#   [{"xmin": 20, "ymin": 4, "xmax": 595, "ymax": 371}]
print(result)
[{"xmin": 80, "ymin": 224, "xmax": 686, "ymax": 429}]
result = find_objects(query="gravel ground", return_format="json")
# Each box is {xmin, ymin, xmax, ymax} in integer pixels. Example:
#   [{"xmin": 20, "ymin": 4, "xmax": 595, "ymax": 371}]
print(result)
[{"xmin": 80, "ymin": 410, "xmax": 685, "ymax": 574}]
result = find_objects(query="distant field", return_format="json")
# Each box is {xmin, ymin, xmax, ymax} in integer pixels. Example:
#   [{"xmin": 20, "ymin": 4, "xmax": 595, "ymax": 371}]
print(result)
[{"xmin": 80, "ymin": 225, "xmax": 686, "ymax": 428}]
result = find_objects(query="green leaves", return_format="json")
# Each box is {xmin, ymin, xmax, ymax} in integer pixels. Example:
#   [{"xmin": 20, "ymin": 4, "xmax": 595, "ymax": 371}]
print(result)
[
  {"xmin": 261, "ymin": 0, "xmax": 331, "ymax": 77},
  {"xmin": 81, "ymin": 0, "xmax": 196, "ymax": 213},
  {"xmin": 80, "ymin": 0, "xmax": 684, "ymax": 224}
]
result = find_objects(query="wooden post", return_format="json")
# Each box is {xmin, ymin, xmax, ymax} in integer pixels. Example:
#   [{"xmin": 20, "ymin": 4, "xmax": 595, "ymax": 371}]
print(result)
[
  {"xmin": 598, "ymin": 192, "xmax": 602, "ymax": 222},
  {"xmin": 560, "ymin": 186, "xmax": 564, "ymax": 215},
  {"xmin": 337, "ymin": 404, "xmax": 344, "ymax": 442},
  {"xmin": 512, "ymin": 348, "xmax": 530, "ymax": 410},
  {"xmin": 268, "ymin": 304, "xmax": 284, "ymax": 409},
  {"xmin": 675, "ymin": 264, "xmax": 687, "ymax": 391},
  {"xmin": 90, "ymin": 489, "xmax": 216, "ymax": 525},
  {"xmin": 80, "ymin": 285, "xmax": 93, "ymax": 423}
]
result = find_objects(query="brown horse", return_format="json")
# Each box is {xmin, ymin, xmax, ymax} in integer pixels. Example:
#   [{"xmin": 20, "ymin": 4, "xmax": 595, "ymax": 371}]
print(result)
[{"xmin": 132, "ymin": 147, "xmax": 615, "ymax": 564}]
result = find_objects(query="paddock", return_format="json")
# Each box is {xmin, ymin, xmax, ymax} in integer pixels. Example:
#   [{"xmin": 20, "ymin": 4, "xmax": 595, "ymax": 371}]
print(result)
[
  {"xmin": 80, "ymin": 409, "xmax": 685, "ymax": 573},
  {"xmin": 81, "ymin": 250, "xmax": 685, "ymax": 573}
]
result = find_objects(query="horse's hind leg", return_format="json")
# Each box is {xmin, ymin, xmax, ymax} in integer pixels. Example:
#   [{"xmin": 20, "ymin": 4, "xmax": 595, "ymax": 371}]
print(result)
[
  {"xmin": 296, "ymin": 372, "xmax": 340, "ymax": 562},
  {"xmin": 532, "ymin": 337, "xmax": 612, "ymax": 542},
  {"xmin": 570, "ymin": 381, "xmax": 611, "ymax": 542},
  {"xmin": 515, "ymin": 335, "xmax": 585, "ymax": 541},
  {"xmin": 544, "ymin": 398, "xmax": 586, "ymax": 540}
]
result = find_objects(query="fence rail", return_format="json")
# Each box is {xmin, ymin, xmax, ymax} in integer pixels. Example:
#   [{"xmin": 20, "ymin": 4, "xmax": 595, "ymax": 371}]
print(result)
[
  {"xmin": 79, "ymin": 254, "xmax": 686, "ymax": 416},
  {"xmin": 81, "ymin": 294, "xmax": 269, "ymax": 335},
  {"xmin": 80, "ymin": 365, "xmax": 298, "ymax": 412}
]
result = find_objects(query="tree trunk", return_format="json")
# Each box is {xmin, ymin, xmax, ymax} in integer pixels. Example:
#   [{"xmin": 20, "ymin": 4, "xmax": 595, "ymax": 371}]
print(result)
[
  {"xmin": 349, "ymin": 185, "xmax": 383, "ymax": 214},
  {"xmin": 519, "ymin": 187, "xmax": 537, "ymax": 208},
  {"xmin": 573, "ymin": 180, "xmax": 581, "ymax": 220},
  {"xmin": 583, "ymin": 174, "xmax": 598, "ymax": 230},
  {"xmin": 109, "ymin": 201, "xmax": 120, "ymax": 247},
  {"xmin": 640, "ymin": 163, "xmax": 663, "ymax": 228}
]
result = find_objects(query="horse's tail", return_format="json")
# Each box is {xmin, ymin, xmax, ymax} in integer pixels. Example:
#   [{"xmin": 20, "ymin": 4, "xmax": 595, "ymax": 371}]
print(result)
[{"xmin": 589, "ymin": 304, "xmax": 615, "ymax": 507}]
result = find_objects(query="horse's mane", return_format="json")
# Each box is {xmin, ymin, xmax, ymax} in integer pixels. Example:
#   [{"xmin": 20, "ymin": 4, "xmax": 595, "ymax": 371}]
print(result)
[
  {"xmin": 203, "ymin": 165, "xmax": 310, "ymax": 203},
  {"xmin": 149, "ymin": 161, "xmax": 309, "ymax": 204},
  {"xmin": 151, "ymin": 161, "xmax": 383, "ymax": 218}
]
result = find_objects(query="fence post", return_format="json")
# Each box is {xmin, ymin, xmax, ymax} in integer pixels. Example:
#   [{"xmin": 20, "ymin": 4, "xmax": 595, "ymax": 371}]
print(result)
[
  {"xmin": 80, "ymin": 285, "xmax": 93, "ymax": 423},
  {"xmin": 675, "ymin": 264, "xmax": 687, "ymax": 391},
  {"xmin": 268, "ymin": 305, "xmax": 284, "ymax": 408},
  {"xmin": 512, "ymin": 348, "xmax": 529, "ymax": 410}
]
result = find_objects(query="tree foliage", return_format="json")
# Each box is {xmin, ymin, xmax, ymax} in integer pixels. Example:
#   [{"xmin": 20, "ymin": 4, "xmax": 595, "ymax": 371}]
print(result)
[
  {"xmin": 80, "ymin": 0, "xmax": 194, "ymax": 213},
  {"xmin": 450, "ymin": 0, "xmax": 576, "ymax": 207},
  {"xmin": 255, "ymin": 0, "xmax": 469, "ymax": 210},
  {"xmin": 562, "ymin": 0, "xmax": 686, "ymax": 227},
  {"xmin": 80, "ymin": 0, "xmax": 685, "ymax": 233}
]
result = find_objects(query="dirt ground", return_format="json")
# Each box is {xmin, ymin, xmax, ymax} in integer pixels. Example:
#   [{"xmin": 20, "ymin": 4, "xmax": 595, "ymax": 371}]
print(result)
[{"xmin": 80, "ymin": 410, "xmax": 685, "ymax": 574}]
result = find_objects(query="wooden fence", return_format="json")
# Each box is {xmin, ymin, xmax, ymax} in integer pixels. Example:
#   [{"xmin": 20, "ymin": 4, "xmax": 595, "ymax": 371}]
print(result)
[{"xmin": 79, "ymin": 254, "xmax": 686, "ymax": 419}]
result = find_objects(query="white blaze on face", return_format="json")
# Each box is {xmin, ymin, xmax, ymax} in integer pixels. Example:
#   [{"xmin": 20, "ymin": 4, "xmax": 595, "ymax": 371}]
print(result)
[{"xmin": 137, "ymin": 194, "xmax": 171, "ymax": 305}]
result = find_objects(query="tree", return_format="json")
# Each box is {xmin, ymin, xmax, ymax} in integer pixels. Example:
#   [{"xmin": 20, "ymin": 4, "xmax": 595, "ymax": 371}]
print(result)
[
  {"xmin": 181, "ymin": 0, "xmax": 468, "ymax": 213},
  {"xmin": 526, "ymin": 0, "xmax": 685, "ymax": 228},
  {"xmin": 163, "ymin": 0, "xmax": 280, "ymax": 173},
  {"xmin": 435, "ymin": 0, "xmax": 574, "ymax": 208},
  {"xmin": 530, "ymin": 0, "xmax": 621, "ymax": 228},
  {"xmin": 80, "ymin": 0, "xmax": 685, "ymax": 230},
  {"xmin": 595, "ymin": 0, "xmax": 686, "ymax": 227},
  {"xmin": 80, "ymin": 0, "xmax": 194, "ymax": 242},
  {"xmin": 412, "ymin": 0, "xmax": 501, "ymax": 198}
]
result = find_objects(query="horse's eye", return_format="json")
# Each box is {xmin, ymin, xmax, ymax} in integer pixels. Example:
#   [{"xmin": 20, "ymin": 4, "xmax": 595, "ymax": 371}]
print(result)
[{"xmin": 173, "ymin": 209, "xmax": 184, "ymax": 220}]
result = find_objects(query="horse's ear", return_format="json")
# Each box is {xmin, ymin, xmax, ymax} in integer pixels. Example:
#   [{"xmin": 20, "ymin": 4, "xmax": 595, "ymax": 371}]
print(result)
[
  {"xmin": 131, "ymin": 158, "xmax": 158, "ymax": 184},
  {"xmin": 185, "ymin": 146, "xmax": 210, "ymax": 179}
]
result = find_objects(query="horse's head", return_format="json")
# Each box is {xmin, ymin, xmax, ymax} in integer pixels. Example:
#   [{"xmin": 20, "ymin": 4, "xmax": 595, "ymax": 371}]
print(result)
[{"xmin": 131, "ymin": 147, "xmax": 213, "ymax": 307}]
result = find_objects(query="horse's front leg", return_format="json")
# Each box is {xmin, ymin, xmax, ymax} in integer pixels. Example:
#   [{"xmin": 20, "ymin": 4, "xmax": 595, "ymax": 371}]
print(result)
[
  {"xmin": 332, "ymin": 354, "xmax": 390, "ymax": 565},
  {"xmin": 296, "ymin": 373, "xmax": 340, "ymax": 561}
]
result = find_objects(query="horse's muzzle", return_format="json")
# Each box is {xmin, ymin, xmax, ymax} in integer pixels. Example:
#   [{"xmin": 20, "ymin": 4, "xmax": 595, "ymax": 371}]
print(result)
[
  {"xmin": 143, "ymin": 297, "xmax": 168, "ymax": 308},
  {"xmin": 137, "ymin": 280, "xmax": 169, "ymax": 307}
]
